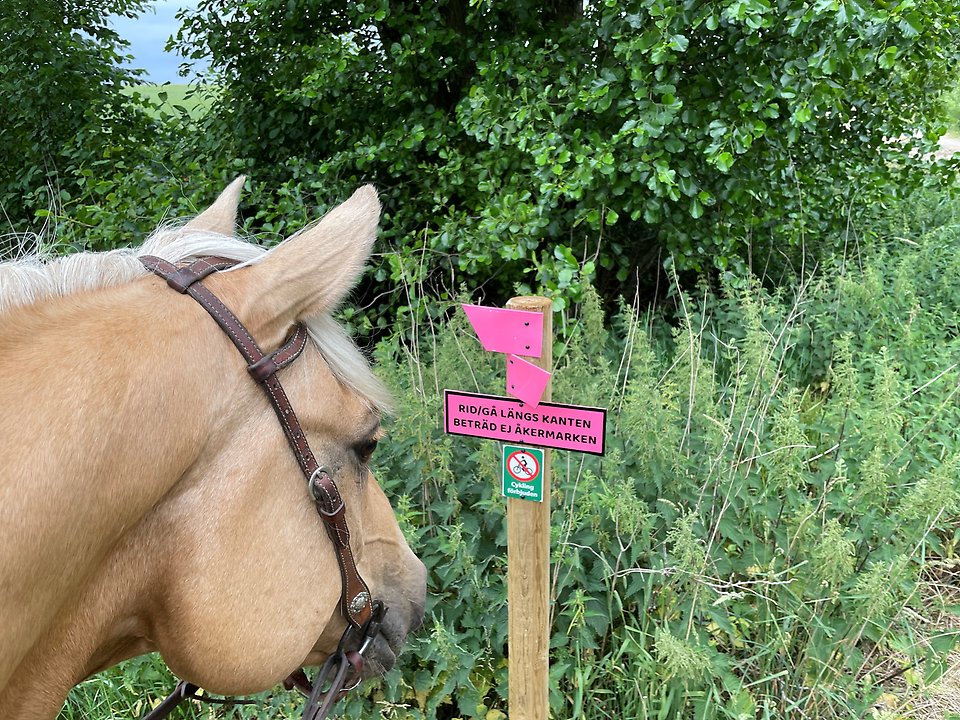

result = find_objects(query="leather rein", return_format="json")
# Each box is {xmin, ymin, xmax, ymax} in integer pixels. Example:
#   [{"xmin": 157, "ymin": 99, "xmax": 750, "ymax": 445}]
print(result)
[{"xmin": 138, "ymin": 256, "xmax": 386, "ymax": 720}]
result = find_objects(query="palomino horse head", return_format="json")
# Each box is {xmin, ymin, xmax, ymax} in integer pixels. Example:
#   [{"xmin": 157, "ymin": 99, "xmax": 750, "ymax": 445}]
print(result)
[{"xmin": 0, "ymin": 179, "xmax": 426, "ymax": 719}]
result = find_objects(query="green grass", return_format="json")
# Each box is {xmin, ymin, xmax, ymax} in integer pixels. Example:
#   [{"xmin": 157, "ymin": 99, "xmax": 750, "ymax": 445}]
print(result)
[
  {"xmin": 942, "ymin": 76, "xmax": 960, "ymax": 133},
  {"xmin": 122, "ymin": 83, "xmax": 215, "ymax": 119}
]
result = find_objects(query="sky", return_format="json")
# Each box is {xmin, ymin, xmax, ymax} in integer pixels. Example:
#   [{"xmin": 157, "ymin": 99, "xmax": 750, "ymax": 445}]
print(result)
[{"xmin": 111, "ymin": 0, "xmax": 207, "ymax": 83}]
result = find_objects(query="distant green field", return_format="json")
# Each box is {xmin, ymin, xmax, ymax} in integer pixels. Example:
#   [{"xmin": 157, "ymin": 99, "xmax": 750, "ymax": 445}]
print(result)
[
  {"xmin": 122, "ymin": 83, "xmax": 215, "ymax": 118},
  {"xmin": 945, "ymin": 86, "xmax": 960, "ymax": 133},
  {"xmin": 942, "ymin": 72, "xmax": 960, "ymax": 133}
]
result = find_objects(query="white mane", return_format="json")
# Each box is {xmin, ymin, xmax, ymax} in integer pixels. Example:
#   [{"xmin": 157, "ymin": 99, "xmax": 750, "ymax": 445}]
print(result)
[{"xmin": 0, "ymin": 226, "xmax": 393, "ymax": 413}]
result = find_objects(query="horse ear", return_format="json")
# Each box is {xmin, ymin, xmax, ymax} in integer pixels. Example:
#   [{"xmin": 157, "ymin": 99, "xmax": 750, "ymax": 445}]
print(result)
[
  {"xmin": 184, "ymin": 176, "xmax": 246, "ymax": 235},
  {"xmin": 251, "ymin": 185, "xmax": 380, "ymax": 322}
]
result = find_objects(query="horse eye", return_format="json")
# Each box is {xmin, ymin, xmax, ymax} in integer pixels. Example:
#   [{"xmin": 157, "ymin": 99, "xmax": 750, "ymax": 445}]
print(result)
[{"xmin": 356, "ymin": 439, "xmax": 379, "ymax": 464}]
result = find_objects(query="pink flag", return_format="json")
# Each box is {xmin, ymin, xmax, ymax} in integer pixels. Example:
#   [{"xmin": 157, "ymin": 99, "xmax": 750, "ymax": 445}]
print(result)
[
  {"xmin": 462, "ymin": 304, "xmax": 543, "ymax": 357},
  {"xmin": 507, "ymin": 354, "xmax": 551, "ymax": 407}
]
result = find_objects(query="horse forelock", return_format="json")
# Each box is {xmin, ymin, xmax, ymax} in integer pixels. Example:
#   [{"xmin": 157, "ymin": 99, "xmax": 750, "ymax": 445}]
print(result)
[{"xmin": 0, "ymin": 226, "xmax": 393, "ymax": 414}]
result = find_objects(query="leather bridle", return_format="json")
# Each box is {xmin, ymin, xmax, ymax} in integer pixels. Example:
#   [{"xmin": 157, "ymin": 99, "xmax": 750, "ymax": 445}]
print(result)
[{"xmin": 138, "ymin": 256, "xmax": 386, "ymax": 720}]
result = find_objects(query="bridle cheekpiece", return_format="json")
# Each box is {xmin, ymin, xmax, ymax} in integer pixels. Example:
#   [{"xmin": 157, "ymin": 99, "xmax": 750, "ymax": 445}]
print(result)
[{"xmin": 138, "ymin": 256, "xmax": 385, "ymax": 720}]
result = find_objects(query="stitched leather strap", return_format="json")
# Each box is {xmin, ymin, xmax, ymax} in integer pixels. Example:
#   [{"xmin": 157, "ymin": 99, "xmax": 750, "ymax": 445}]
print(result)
[{"xmin": 141, "ymin": 255, "xmax": 374, "ymax": 629}]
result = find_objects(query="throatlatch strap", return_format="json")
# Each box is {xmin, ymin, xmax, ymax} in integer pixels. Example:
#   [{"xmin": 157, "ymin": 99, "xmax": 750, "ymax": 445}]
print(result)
[{"xmin": 140, "ymin": 255, "xmax": 374, "ymax": 629}]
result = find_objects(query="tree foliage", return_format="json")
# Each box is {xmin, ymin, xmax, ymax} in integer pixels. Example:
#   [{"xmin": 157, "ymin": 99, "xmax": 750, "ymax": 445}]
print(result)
[
  {"xmin": 177, "ymin": 0, "xmax": 960, "ymax": 315},
  {"xmin": 0, "ymin": 0, "xmax": 151, "ymax": 233}
]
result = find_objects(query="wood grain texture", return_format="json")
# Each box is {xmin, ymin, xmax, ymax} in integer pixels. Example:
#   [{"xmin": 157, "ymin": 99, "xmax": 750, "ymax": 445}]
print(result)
[{"xmin": 505, "ymin": 296, "xmax": 552, "ymax": 720}]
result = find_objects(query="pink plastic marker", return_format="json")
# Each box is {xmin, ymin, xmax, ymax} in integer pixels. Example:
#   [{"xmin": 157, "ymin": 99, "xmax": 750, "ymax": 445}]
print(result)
[
  {"xmin": 507, "ymin": 354, "xmax": 551, "ymax": 408},
  {"xmin": 462, "ymin": 304, "xmax": 543, "ymax": 358}
]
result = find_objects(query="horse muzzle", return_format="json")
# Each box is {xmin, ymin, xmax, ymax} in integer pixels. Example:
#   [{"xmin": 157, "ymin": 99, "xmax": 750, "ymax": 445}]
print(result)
[{"xmin": 283, "ymin": 600, "xmax": 397, "ymax": 718}]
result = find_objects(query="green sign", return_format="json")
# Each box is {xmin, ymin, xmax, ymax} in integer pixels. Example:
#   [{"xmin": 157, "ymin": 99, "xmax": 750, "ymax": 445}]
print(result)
[{"xmin": 502, "ymin": 445, "xmax": 544, "ymax": 502}]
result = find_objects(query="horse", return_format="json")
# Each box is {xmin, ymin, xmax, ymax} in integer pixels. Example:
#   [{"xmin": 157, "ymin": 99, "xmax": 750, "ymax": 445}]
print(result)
[{"xmin": 0, "ymin": 178, "xmax": 427, "ymax": 719}]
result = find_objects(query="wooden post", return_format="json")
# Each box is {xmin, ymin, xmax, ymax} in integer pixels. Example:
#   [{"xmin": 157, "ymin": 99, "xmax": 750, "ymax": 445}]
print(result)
[{"xmin": 505, "ymin": 296, "xmax": 552, "ymax": 720}]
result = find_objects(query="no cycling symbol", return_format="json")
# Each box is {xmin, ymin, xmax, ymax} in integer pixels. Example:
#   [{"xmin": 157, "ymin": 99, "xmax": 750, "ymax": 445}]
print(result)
[
  {"xmin": 507, "ymin": 449, "xmax": 540, "ymax": 481},
  {"xmin": 502, "ymin": 445, "xmax": 544, "ymax": 503}
]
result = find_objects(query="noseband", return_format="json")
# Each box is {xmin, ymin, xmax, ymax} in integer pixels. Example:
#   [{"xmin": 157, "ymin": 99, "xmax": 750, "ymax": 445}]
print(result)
[{"xmin": 138, "ymin": 256, "xmax": 386, "ymax": 720}]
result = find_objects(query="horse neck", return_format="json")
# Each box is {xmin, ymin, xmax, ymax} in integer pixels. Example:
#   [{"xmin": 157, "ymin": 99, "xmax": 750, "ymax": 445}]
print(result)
[
  {"xmin": 0, "ymin": 281, "xmax": 233, "ymax": 698},
  {"xmin": 0, "ymin": 539, "xmax": 154, "ymax": 719}
]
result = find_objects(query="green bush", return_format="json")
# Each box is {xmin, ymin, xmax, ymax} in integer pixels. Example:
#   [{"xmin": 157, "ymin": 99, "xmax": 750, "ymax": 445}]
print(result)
[
  {"xmin": 0, "ymin": 0, "xmax": 156, "ymax": 237},
  {"xmin": 362, "ymin": 232, "xmax": 960, "ymax": 718},
  {"xmin": 8, "ymin": 1, "xmax": 960, "ymax": 337},
  {"xmin": 171, "ymin": 0, "xmax": 960, "ymax": 319},
  {"xmin": 61, "ymin": 192, "xmax": 960, "ymax": 719}
]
